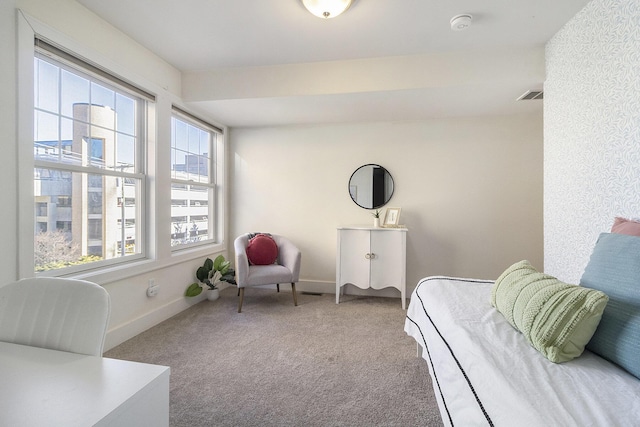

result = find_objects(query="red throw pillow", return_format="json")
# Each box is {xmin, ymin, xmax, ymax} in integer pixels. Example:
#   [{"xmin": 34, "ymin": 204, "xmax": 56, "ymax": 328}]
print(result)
[{"xmin": 246, "ymin": 234, "xmax": 278, "ymax": 265}]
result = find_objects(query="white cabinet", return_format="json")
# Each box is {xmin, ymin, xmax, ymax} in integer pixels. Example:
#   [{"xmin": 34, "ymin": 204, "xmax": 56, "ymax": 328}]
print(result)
[{"xmin": 336, "ymin": 226, "xmax": 407, "ymax": 309}]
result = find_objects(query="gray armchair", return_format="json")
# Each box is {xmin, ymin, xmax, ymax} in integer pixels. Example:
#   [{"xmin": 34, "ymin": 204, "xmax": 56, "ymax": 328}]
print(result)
[{"xmin": 234, "ymin": 234, "xmax": 301, "ymax": 313}]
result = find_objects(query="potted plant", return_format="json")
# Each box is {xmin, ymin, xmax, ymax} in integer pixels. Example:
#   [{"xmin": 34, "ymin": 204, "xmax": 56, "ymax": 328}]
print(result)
[
  {"xmin": 372, "ymin": 209, "xmax": 381, "ymax": 227},
  {"xmin": 185, "ymin": 255, "xmax": 236, "ymax": 301}
]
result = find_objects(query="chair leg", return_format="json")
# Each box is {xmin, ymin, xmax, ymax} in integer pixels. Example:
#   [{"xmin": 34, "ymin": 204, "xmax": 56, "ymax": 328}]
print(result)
[
  {"xmin": 238, "ymin": 288, "xmax": 244, "ymax": 313},
  {"xmin": 291, "ymin": 283, "xmax": 298, "ymax": 306},
  {"xmin": 277, "ymin": 284, "xmax": 280, "ymax": 292}
]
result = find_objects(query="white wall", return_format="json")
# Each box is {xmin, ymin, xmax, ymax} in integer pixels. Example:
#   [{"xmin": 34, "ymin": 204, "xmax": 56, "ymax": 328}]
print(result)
[
  {"xmin": 231, "ymin": 113, "xmax": 544, "ymax": 296},
  {"xmin": 544, "ymin": 0, "xmax": 640, "ymax": 283}
]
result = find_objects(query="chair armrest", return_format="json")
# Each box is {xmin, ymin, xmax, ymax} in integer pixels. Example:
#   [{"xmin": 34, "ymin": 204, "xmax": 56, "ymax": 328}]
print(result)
[
  {"xmin": 277, "ymin": 239, "xmax": 301, "ymax": 283},
  {"xmin": 234, "ymin": 235, "xmax": 250, "ymax": 287}
]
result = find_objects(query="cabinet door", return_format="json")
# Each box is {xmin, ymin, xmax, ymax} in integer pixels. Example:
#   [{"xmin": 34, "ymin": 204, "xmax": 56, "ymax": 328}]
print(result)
[
  {"xmin": 369, "ymin": 230, "xmax": 404, "ymax": 290},
  {"xmin": 338, "ymin": 229, "xmax": 371, "ymax": 289}
]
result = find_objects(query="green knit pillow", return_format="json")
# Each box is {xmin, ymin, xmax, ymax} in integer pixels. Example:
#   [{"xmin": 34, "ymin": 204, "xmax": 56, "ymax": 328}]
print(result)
[{"xmin": 491, "ymin": 260, "xmax": 608, "ymax": 363}]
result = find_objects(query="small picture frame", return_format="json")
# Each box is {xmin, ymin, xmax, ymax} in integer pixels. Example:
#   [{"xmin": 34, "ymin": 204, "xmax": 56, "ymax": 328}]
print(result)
[{"xmin": 383, "ymin": 207, "xmax": 401, "ymax": 226}]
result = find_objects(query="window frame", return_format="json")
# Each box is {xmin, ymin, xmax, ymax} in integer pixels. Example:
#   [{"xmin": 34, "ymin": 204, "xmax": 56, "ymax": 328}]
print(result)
[
  {"xmin": 29, "ymin": 40, "xmax": 150, "ymax": 276},
  {"xmin": 170, "ymin": 108, "xmax": 222, "ymax": 251}
]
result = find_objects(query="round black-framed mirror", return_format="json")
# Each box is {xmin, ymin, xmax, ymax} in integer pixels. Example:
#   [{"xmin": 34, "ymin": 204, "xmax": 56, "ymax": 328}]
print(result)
[{"xmin": 348, "ymin": 164, "xmax": 394, "ymax": 209}]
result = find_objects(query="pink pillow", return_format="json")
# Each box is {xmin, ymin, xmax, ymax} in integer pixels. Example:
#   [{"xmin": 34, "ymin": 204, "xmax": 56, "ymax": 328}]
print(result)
[
  {"xmin": 246, "ymin": 234, "xmax": 278, "ymax": 265},
  {"xmin": 611, "ymin": 217, "xmax": 640, "ymax": 237}
]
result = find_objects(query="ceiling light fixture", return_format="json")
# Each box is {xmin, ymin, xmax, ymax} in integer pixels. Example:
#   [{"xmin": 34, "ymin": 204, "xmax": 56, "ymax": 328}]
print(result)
[
  {"xmin": 301, "ymin": 0, "xmax": 353, "ymax": 19},
  {"xmin": 450, "ymin": 14, "xmax": 473, "ymax": 31}
]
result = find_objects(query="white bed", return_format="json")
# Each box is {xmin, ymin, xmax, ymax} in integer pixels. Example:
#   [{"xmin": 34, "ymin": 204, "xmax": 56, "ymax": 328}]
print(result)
[{"xmin": 404, "ymin": 276, "xmax": 640, "ymax": 427}]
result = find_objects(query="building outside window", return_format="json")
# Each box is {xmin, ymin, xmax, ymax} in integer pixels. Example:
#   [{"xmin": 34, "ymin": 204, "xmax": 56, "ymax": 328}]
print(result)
[
  {"xmin": 33, "ymin": 44, "xmax": 146, "ymax": 273},
  {"xmin": 170, "ymin": 111, "xmax": 220, "ymax": 248}
]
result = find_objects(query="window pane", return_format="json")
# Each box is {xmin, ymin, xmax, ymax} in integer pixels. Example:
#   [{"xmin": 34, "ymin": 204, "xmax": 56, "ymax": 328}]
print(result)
[
  {"xmin": 61, "ymin": 69, "xmax": 89, "ymax": 118},
  {"xmin": 115, "ymin": 93, "xmax": 135, "ymax": 135},
  {"xmin": 171, "ymin": 149, "xmax": 187, "ymax": 180},
  {"xmin": 60, "ymin": 117, "xmax": 73, "ymax": 144},
  {"xmin": 35, "ymin": 58, "xmax": 59, "ymax": 113},
  {"xmin": 173, "ymin": 118, "xmax": 188, "ymax": 151},
  {"xmin": 188, "ymin": 125, "xmax": 199, "ymax": 154},
  {"xmin": 90, "ymin": 81, "xmax": 115, "ymax": 112},
  {"xmin": 199, "ymin": 129, "xmax": 209, "ymax": 157},
  {"xmin": 185, "ymin": 154, "xmax": 199, "ymax": 181},
  {"xmin": 34, "ymin": 110, "xmax": 59, "ymax": 143},
  {"xmin": 34, "ymin": 168, "xmax": 141, "ymax": 272},
  {"xmin": 116, "ymin": 133, "xmax": 136, "ymax": 171},
  {"xmin": 170, "ymin": 183, "xmax": 212, "ymax": 247},
  {"xmin": 198, "ymin": 155, "xmax": 210, "ymax": 182}
]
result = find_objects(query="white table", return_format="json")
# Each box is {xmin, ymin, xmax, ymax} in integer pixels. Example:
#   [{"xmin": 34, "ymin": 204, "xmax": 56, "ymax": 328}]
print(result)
[{"xmin": 0, "ymin": 341, "xmax": 170, "ymax": 427}]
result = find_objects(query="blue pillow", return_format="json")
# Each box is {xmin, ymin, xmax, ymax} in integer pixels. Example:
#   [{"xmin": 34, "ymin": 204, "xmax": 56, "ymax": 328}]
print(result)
[{"xmin": 580, "ymin": 232, "xmax": 640, "ymax": 379}]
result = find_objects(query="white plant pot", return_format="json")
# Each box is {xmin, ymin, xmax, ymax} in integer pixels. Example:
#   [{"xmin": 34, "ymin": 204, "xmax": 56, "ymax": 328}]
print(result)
[
  {"xmin": 373, "ymin": 218, "xmax": 380, "ymax": 228},
  {"xmin": 206, "ymin": 288, "xmax": 220, "ymax": 301}
]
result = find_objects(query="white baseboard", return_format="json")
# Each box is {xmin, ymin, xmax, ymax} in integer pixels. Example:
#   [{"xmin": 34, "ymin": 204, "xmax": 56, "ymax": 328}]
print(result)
[{"xmin": 104, "ymin": 296, "xmax": 202, "ymax": 352}]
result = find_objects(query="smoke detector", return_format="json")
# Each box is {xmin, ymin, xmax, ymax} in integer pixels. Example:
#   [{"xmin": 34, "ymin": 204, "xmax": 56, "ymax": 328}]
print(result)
[{"xmin": 450, "ymin": 14, "xmax": 472, "ymax": 31}]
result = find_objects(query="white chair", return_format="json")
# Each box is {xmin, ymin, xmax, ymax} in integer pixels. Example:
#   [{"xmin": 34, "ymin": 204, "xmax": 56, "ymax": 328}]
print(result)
[
  {"xmin": 234, "ymin": 234, "xmax": 301, "ymax": 313},
  {"xmin": 0, "ymin": 277, "xmax": 111, "ymax": 356}
]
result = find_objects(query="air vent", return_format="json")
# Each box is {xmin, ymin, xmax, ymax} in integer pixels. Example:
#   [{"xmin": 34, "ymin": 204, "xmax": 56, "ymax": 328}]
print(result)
[{"xmin": 517, "ymin": 90, "xmax": 544, "ymax": 101}]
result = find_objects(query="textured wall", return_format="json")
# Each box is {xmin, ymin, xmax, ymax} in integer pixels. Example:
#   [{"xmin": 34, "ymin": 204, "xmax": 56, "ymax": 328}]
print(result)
[{"xmin": 544, "ymin": 0, "xmax": 640, "ymax": 283}]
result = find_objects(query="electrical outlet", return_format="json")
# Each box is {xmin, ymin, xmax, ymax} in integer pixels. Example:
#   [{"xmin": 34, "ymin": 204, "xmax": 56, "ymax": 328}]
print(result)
[{"xmin": 147, "ymin": 279, "xmax": 159, "ymax": 297}]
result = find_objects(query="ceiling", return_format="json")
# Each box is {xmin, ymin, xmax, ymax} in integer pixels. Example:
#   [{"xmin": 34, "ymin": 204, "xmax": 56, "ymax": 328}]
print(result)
[{"xmin": 76, "ymin": 0, "xmax": 591, "ymax": 128}]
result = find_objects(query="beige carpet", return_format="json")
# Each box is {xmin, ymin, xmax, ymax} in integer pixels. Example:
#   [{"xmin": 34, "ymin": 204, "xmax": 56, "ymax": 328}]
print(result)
[{"xmin": 105, "ymin": 287, "xmax": 444, "ymax": 426}]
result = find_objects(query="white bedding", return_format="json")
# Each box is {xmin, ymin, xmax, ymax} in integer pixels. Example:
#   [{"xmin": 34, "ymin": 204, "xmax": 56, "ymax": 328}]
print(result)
[{"xmin": 404, "ymin": 277, "xmax": 640, "ymax": 427}]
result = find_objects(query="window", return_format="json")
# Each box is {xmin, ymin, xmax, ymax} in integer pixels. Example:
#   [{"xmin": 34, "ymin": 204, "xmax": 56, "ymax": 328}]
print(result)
[
  {"xmin": 33, "ymin": 43, "xmax": 148, "ymax": 273},
  {"xmin": 170, "ymin": 111, "xmax": 220, "ymax": 248},
  {"xmin": 56, "ymin": 221, "xmax": 72, "ymax": 232}
]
